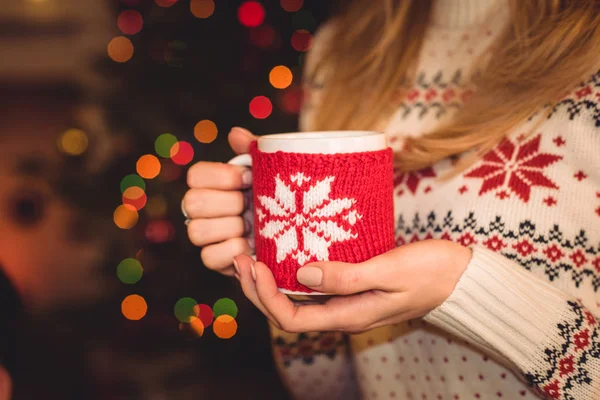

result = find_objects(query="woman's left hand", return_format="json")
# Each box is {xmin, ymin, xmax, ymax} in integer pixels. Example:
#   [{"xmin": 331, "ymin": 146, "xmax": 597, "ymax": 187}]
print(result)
[{"xmin": 233, "ymin": 239, "xmax": 472, "ymax": 333}]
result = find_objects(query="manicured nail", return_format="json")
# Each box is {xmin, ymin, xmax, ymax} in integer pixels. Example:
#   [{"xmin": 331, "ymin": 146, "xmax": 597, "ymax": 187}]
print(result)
[
  {"xmin": 232, "ymin": 258, "xmax": 241, "ymax": 276},
  {"xmin": 184, "ymin": 218, "xmax": 191, "ymax": 226},
  {"xmin": 242, "ymin": 169, "xmax": 252, "ymax": 186},
  {"xmin": 297, "ymin": 267, "xmax": 323, "ymax": 287},
  {"xmin": 181, "ymin": 200, "xmax": 189, "ymax": 218},
  {"xmin": 250, "ymin": 263, "xmax": 257, "ymax": 281}
]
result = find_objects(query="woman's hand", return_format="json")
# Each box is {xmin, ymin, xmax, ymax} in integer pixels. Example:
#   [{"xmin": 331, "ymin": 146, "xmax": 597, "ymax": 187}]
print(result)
[
  {"xmin": 233, "ymin": 239, "xmax": 472, "ymax": 333},
  {"xmin": 183, "ymin": 127, "xmax": 257, "ymax": 277}
]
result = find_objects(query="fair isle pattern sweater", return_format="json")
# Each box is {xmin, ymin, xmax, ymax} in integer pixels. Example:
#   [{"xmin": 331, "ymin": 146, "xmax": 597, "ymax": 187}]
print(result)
[{"xmin": 268, "ymin": 1, "xmax": 600, "ymax": 399}]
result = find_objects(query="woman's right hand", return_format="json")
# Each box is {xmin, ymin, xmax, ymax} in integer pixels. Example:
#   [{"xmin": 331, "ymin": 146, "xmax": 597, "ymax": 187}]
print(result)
[{"xmin": 183, "ymin": 127, "xmax": 257, "ymax": 277}]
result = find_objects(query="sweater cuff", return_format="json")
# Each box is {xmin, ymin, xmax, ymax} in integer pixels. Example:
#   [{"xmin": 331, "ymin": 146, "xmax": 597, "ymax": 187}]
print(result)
[{"xmin": 424, "ymin": 245, "xmax": 575, "ymax": 369}]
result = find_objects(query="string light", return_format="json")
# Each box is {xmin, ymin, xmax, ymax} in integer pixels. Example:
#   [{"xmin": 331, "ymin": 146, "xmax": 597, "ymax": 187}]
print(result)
[
  {"xmin": 213, "ymin": 315, "xmax": 238, "ymax": 339},
  {"xmin": 120, "ymin": 174, "xmax": 146, "ymax": 194},
  {"xmin": 279, "ymin": 85, "xmax": 303, "ymax": 114},
  {"xmin": 170, "ymin": 141, "xmax": 194, "ymax": 165},
  {"xmin": 113, "ymin": 204, "xmax": 139, "ymax": 229},
  {"xmin": 117, "ymin": 258, "xmax": 144, "ymax": 284},
  {"xmin": 194, "ymin": 304, "xmax": 214, "ymax": 328},
  {"xmin": 249, "ymin": 96, "xmax": 273, "ymax": 119},
  {"xmin": 121, "ymin": 294, "xmax": 147, "ymax": 320},
  {"xmin": 213, "ymin": 298, "xmax": 238, "ymax": 318},
  {"xmin": 122, "ymin": 186, "xmax": 147, "ymax": 210},
  {"xmin": 194, "ymin": 120, "xmax": 218, "ymax": 143},
  {"xmin": 249, "ymin": 25, "xmax": 276, "ymax": 48},
  {"xmin": 155, "ymin": 133, "xmax": 178, "ymax": 158},
  {"xmin": 269, "ymin": 65, "xmax": 293, "ymax": 89},
  {"xmin": 118, "ymin": 10, "xmax": 144, "ymax": 35},
  {"xmin": 190, "ymin": 0, "xmax": 215, "ymax": 18},
  {"xmin": 155, "ymin": 0, "xmax": 178, "ymax": 7},
  {"xmin": 281, "ymin": 0, "xmax": 303, "ymax": 12},
  {"xmin": 57, "ymin": 128, "xmax": 88, "ymax": 156},
  {"xmin": 108, "ymin": 36, "xmax": 134, "ymax": 63},
  {"xmin": 291, "ymin": 29, "xmax": 312, "ymax": 52},
  {"xmin": 174, "ymin": 297, "xmax": 198, "ymax": 323},
  {"xmin": 145, "ymin": 219, "xmax": 175, "ymax": 243},
  {"xmin": 136, "ymin": 154, "xmax": 161, "ymax": 179},
  {"xmin": 238, "ymin": 1, "xmax": 265, "ymax": 28}
]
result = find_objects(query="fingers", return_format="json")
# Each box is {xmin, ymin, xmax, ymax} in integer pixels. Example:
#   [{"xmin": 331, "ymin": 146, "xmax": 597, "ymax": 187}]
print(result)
[
  {"xmin": 187, "ymin": 161, "xmax": 251, "ymax": 190},
  {"xmin": 187, "ymin": 216, "xmax": 246, "ymax": 246},
  {"xmin": 228, "ymin": 127, "xmax": 257, "ymax": 155},
  {"xmin": 183, "ymin": 188, "xmax": 246, "ymax": 218},
  {"xmin": 296, "ymin": 259, "xmax": 383, "ymax": 295},
  {"xmin": 200, "ymin": 237, "xmax": 252, "ymax": 274},
  {"xmin": 234, "ymin": 254, "xmax": 280, "ymax": 328}
]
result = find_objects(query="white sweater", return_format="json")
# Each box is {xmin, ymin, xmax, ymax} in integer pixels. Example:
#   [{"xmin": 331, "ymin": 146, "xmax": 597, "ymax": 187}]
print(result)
[{"xmin": 269, "ymin": 1, "xmax": 600, "ymax": 399}]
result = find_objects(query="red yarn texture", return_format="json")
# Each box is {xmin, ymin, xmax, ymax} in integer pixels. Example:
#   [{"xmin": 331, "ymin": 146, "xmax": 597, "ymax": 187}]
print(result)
[{"xmin": 250, "ymin": 141, "xmax": 395, "ymax": 293}]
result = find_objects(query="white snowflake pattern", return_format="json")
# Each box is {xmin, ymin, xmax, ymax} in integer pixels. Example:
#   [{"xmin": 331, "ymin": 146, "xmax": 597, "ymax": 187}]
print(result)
[{"xmin": 257, "ymin": 173, "xmax": 362, "ymax": 265}]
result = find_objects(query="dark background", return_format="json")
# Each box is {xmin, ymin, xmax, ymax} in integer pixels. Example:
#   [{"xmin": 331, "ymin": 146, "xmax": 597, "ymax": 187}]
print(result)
[{"xmin": 2, "ymin": 0, "xmax": 335, "ymax": 399}]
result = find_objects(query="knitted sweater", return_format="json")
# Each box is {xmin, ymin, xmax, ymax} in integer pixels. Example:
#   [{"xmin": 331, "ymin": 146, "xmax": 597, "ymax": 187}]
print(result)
[{"xmin": 268, "ymin": 1, "xmax": 600, "ymax": 399}]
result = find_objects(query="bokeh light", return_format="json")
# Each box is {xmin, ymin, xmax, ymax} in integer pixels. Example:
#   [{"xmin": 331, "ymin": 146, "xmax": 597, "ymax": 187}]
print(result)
[
  {"xmin": 179, "ymin": 318, "xmax": 205, "ymax": 337},
  {"xmin": 120, "ymin": 174, "xmax": 146, "ymax": 194},
  {"xmin": 190, "ymin": 0, "xmax": 215, "ymax": 18},
  {"xmin": 118, "ymin": 10, "xmax": 144, "ymax": 35},
  {"xmin": 154, "ymin": 133, "xmax": 178, "ymax": 158},
  {"xmin": 174, "ymin": 297, "xmax": 198, "ymax": 323},
  {"xmin": 114, "ymin": 204, "xmax": 139, "ymax": 229},
  {"xmin": 193, "ymin": 304, "xmax": 214, "ymax": 328},
  {"xmin": 122, "ymin": 186, "xmax": 147, "ymax": 210},
  {"xmin": 117, "ymin": 258, "xmax": 143, "ymax": 284},
  {"xmin": 136, "ymin": 154, "xmax": 161, "ymax": 179},
  {"xmin": 213, "ymin": 315, "xmax": 238, "ymax": 339},
  {"xmin": 155, "ymin": 0, "xmax": 178, "ymax": 7},
  {"xmin": 194, "ymin": 120, "xmax": 218, "ymax": 143},
  {"xmin": 250, "ymin": 26, "xmax": 277, "ymax": 50},
  {"xmin": 269, "ymin": 65, "xmax": 293, "ymax": 89},
  {"xmin": 249, "ymin": 96, "xmax": 273, "ymax": 119},
  {"xmin": 292, "ymin": 9, "xmax": 316, "ymax": 31},
  {"xmin": 281, "ymin": 0, "xmax": 303, "ymax": 12},
  {"xmin": 170, "ymin": 141, "xmax": 194, "ymax": 165},
  {"xmin": 158, "ymin": 161, "xmax": 183, "ymax": 182},
  {"xmin": 291, "ymin": 29, "xmax": 312, "ymax": 52},
  {"xmin": 108, "ymin": 36, "xmax": 134, "ymax": 63},
  {"xmin": 213, "ymin": 298, "xmax": 238, "ymax": 318},
  {"xmin": 145, "ymin": 195, "xmax": 168, "ymax": 218},
  {"xmin": 145, "ymin": 219, "xmax": 175, "ymax": 243},
  {"xmin": 57, "ymin": 128, "xmax": 88, "ymax": 156},
  {"xmin": 121, "ymin": 294, "xmax": 147, "ymax": 321},
  {"xmin": 238, "ymin": 1, "xmax": 265, "ymax": 28},
  {"xmin": 279, "ymin": 85, "xmax": 303, "ymax": 114}
]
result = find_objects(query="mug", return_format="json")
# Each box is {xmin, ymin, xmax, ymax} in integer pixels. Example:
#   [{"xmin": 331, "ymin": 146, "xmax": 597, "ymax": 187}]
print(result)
[{"xmin": 229, "ymin": 131, "xmax": 395, "ymax": 295}]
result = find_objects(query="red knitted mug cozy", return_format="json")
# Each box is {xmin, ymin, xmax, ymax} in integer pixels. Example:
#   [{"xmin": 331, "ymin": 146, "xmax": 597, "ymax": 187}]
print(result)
[{"xmin": 249, "ymin": 141, "xmax": 395, "ymax": 293}]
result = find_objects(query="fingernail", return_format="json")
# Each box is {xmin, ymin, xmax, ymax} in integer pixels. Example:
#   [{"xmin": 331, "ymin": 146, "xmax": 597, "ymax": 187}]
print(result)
[
  {"xmin": 297, "ymin": 267, "xmax": 323, "ymax": 287},
  {"xmin": 181, "ymin": 200, "xmax": 189, "ymax": 218},
  {"xmin": 184, "ymin": 218, "xmax": 191, "ymax": 226},
  {"xmin": 247, "ymin": 236, "xmax": 255, "ymax": 250},
  {"xmin": 242, "ymin": 169, "xmax": 252, "ymax": 186},
  {"xmin": 232, "ymin": 126, "xmax": 252, "ymax": 136},
  {"xmin": 243, "ymin": 218, "xmax": 251, "ymax": 236},
  {"xmin": 250, "ymin": 263, "xmax": 257, "ymax": 281},
  {"xmin": 232, "ymin": 258, "xmax": 241, "ymax": 276}
]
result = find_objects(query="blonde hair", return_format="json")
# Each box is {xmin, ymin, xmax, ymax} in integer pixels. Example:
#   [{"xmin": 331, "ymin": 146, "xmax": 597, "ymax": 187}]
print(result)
[{"xmin": 309, "ymin": 0, "xmax": 600, "ymax": 173}]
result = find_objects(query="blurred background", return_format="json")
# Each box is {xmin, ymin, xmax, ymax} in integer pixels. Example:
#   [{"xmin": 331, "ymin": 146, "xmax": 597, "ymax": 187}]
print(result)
[{"xmin": 0, "ymin": 0, "xmax": 331, "ymax": 398}]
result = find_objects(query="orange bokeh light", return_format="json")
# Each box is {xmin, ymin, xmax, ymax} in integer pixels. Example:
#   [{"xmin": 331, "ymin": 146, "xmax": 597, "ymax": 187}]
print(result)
[
  {"xmin": 213, "ymin": 315, "xmax": 238, "ymax": 339},
  {"xmin": 136, "ymin": 154, "xmax": 161, "ymax": 179},
  {"xmin": 114, "ymin": 204, "xmax": 139, "ymax": 229},
  {"xmin": 269, "ymin": 65, "xmax": 293, "ymax": 89},
  {"xmin": 121, "ymin": 294, "xmax": 148, "ymax": 320},
  {"xmin": 190, "ymin": 0, "xmax": 215, "ymax": 18},
  {"xmin": 108, "ymin": 36, "xmax": 134, "ymax": 63},
  {"xmin": 194, "ymin": 120, "xmax": 218, "ymax": 143}
]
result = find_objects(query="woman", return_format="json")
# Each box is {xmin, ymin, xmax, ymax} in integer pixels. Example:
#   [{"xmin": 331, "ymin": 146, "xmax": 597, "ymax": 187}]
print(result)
[{"xmin": 183, "ymin": 0, "xmax": 600, "ymax": 398}]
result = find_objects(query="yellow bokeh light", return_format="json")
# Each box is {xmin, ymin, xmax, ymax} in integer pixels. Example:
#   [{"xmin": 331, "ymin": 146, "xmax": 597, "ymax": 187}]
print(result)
[
  {"xmin": 179, "ymin": 317, "xmax": 205, "ymax": 337},
  {"xmin": 114, "ymin": 204, "xmax": 139, "ymax": 229},
  {"xmin": 194, "ymin": 120, "xmax": 218, "ymax": 143},
  {"xmin": 121, "ymin": 294, "xmax": 147, "ymax": 321},
  {"xmin": 58, "ymin": 128, "xmax": 88, "ymax": 156},
  {"xmin": 269, "ymin": 65, "xmax": 293, "ymax": 89},
  {"xmin": 190, "ymin": 0, "xmax": 215, "ymax": 18},
  {"xmin": 136, "ymin": 154, "xmax": 161, "ymax": 179},
  {"xmin": 213, "ymin": 315, "xmax": 238, "ymax": 339},
  {"xmin": 108, "ymin": 36, "xmax": 134, "ymax": 63}
]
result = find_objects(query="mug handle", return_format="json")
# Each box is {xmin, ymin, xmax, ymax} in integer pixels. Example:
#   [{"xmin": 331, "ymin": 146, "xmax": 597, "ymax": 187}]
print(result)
[{"xmin": 227, "ymin": 154, "xmax": 256, "ymax": 261}]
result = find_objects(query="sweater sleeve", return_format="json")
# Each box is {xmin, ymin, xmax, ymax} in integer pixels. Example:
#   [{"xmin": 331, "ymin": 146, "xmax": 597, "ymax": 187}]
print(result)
[{"xmin": 424, "ymin": 245, "xmax": 600, "ymax": 399}]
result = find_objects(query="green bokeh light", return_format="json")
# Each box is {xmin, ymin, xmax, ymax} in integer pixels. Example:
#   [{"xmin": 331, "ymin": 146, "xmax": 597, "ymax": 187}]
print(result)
[
  {"xmin": 155, "ymin": 133, "xmax": 178, "ymax": 158},
  {"xmin": 120, "ymin": 174, "xmax": 146, "ymax": 194},
  {"xmin": 117, "ymin": 258, "xmax": 144, "ymax": 284},
  {"xmin": 213, "ymin": 298, "xmax": 238, "ymax": 318},
  {"xmin": 174, "ymin": 297, "xmax": 198, "ymax": 323}
]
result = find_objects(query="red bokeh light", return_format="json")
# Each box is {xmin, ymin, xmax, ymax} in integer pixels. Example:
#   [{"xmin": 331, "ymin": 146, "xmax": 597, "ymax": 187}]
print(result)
[
  {"xmin": 155, "ymin": 0, "xmax": 178, "ymax": 7},
  {"xmin": 238, "ymin": 1, "xmax": 265, "ymax": 28},
  {"xmin": 280, "ymin": 0, "xmax": 303, "ymax": 12},
  {"xmin": 169, "ymin": 141, "xmax": 194, "ymax": 165},
  {"xmin": 279, "ymin": 85, "xmax": 303, "ymax": 114},
  {"xmin": 291, "ymin": 29, "xmax": 312, "ymax": 52},
  {"xmin": 145, "ymin": 220, "xmax": 175, "ymax": 243},
  {"xmin": 249, "ymin": 25, "xmax": 275, "ymax": 48},
  {"xmin": 118, "ymin": 10, "xmax": 144, "ymax": 35},
  {"xmin": 194, "ymin": 304, "xmax": 215, "ymax": 328},
  {"xmin": 249, "ymin": 96, "xmax": 273, "ymax": 119}
]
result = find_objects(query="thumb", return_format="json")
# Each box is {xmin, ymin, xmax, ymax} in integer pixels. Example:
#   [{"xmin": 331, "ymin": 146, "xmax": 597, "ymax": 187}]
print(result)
[
  {"xmin": 228, "ymin": 127, "xmax": 258, "ymax": 155},
  {"xmin": 296, "ymin": 260, "xmax": 381, "ymax": 295}
]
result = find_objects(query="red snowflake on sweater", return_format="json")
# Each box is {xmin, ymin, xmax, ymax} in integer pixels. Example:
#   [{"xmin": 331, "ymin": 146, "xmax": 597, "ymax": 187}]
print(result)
[
  {"xmin": 464, "ymin": 134, "xmax": 562, "ymax": 202},
  {"xmin": 394, "ymin": 167, "xmax": 436, "ymax": 196}
]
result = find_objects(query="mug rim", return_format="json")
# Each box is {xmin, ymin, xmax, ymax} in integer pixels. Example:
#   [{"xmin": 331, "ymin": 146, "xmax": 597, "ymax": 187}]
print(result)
[{"xmin": 259, "ymin": 130, "xmax": 382, "ymax": 141}]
